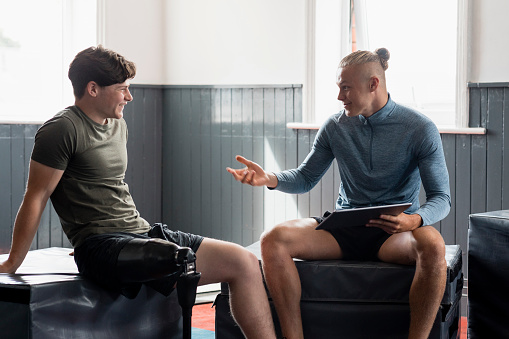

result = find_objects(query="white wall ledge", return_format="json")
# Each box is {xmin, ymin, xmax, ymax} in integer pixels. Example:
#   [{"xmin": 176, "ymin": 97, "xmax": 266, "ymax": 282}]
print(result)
[{"xmin": 287, "ymin": 122, "xmax": 487, "ymax": 135}]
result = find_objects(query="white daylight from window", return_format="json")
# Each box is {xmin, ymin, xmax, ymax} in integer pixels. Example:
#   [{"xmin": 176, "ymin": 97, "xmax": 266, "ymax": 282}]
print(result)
[
  {"xmin": 311, "ymin": 0, "xmax": 459, "ymax": 128},
  {"xmin": 361, "ymin": 0, "xmax": 458, "ymax": 127},
  {"xmin": 0, "ymin": 0, "xmax": 96, "ymax": 124}
]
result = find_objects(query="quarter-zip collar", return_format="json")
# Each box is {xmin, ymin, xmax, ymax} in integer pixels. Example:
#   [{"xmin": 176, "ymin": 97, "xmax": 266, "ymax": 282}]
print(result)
[
  {"xmin": 358, "ymin": 94, "xmax": 396, "ymax": 125},
  {"xmin": 356, "ymin": 95, "xmax": 395, "ymax": 171}
]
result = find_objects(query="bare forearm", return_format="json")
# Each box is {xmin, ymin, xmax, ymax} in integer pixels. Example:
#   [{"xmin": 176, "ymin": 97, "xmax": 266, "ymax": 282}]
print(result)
[
  {"xmin": 3, "ymin": 198, "xmax": 45, "ymax": 273},
  {"xmin": 0, "ymin": 160, "xmax": 64, "ymax": 273}
]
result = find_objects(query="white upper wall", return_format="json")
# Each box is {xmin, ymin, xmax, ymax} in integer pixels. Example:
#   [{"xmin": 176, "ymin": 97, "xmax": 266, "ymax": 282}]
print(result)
[
  {"xmin": 163, "ymin": 0, "xmax": 306, "ymax": 85},
  {"xmin": 469, "ymin": 0, "xmax": 509, "ymax": 83},
  {"xmin": 103, "ymin": 0, "xmax": 508, "ymax": 85},
  {"xmin": 102, "ymin": 0, "xmax": 166, "ymax": 84},
  {"xmin": 103, "ymin": 0, "xmax": 305, "ymax": 85}
]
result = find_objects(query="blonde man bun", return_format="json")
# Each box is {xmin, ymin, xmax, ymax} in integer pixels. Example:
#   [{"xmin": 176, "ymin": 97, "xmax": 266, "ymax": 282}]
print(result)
[
  {"xmin": 374, "ymin": 48, "xmax": 390, "ymax": 71},
  {"xmin": 340, "ymin": 48, "xmax": 390, "ymax": 71}
]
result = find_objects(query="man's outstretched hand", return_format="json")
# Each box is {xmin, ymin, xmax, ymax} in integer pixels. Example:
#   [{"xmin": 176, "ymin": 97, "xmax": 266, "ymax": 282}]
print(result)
[{"xmin": 226, "ymin": 155, "xmax": 278, "ymax": 188}]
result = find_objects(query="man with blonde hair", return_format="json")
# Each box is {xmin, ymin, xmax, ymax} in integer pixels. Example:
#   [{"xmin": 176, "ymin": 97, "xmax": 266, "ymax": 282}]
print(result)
[{"xmin": 228, "ymin": 48, "xmax": 450, "ymax": 339}]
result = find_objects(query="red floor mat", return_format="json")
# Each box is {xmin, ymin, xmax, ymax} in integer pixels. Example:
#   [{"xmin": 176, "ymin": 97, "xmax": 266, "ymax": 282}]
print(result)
[
  {"xmin": 192, "ymin": 302, "xmax": 468, "ymax": 338},
  {"xmin": 192, "ymin": 303, "xmax": 216, "ymax": 332}
]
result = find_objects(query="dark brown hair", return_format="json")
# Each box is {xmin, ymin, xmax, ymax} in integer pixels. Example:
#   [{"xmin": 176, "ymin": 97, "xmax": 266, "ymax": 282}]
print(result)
[{"xmin": 68, "ymin": 45, "xmax": 136, "ymax": 99}]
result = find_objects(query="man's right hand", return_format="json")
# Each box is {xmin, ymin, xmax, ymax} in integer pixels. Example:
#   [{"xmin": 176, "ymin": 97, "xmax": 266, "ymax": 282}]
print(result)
[
  {"xmin": 0, "ymin": 260, "xmax": 17, "ymax": 274},
  {"xmin": 226, "ymin": 155, "xmax": 278, "ymax": 188}
]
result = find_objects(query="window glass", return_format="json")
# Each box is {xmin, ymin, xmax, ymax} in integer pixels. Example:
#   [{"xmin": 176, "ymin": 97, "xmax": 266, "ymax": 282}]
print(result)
[
  {"xmin": 362, "ymin": 0, "xmax": 458, "ymax": 126},
  {"xmin": 312, "ymin": 0, "xmax": 349, "ymax": 125},
  {"xmin": 313, "ymin": 0, "xmax": 458, "ymax": 127},
  {"xmin": 0, "ymin": 0, "xmax": 96, "ymax": 123}
]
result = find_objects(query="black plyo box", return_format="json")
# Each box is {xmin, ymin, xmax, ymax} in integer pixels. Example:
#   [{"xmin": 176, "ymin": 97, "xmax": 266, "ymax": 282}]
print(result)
[
  {"xmin": 0, "ymin": 248, "xmax": 182, "ymax": 339},
  {"xmin": 216, "ymin": 241, "xmax": 462, "ymax": 339},
  {"xmin": 468, "ymin": 210, "xmax": 509, "ymax": 338}
]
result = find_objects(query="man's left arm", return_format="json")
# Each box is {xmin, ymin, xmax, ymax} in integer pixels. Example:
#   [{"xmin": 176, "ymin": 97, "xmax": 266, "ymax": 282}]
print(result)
[
  {"xmin": 368, "ymin": 126, "xmax": 451, "ymax": 234},
  {"xmin": 413, "ymin": 130, "xmax": 452, "ymax": 227}
]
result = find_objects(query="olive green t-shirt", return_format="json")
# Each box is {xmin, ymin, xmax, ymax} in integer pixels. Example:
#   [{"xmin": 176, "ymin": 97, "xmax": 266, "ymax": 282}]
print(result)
[{"xmin": 31, "ymin": 106, "xmax": 151, "ymax": 248}]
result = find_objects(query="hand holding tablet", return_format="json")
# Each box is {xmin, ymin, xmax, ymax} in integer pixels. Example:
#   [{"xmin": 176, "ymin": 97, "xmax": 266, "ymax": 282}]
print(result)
[{"xmin": 315, "ymin": 203, "xmax": 412, "ymax": 230}]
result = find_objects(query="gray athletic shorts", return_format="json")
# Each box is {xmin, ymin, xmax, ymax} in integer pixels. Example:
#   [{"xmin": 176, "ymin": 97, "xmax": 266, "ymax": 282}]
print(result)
[{"xmin": 313, "ymin": 211, "xmax": 392, "ymax": 261}]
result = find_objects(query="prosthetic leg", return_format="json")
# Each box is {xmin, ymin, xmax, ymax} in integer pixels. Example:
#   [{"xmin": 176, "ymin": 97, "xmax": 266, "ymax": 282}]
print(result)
[
  {"xmin": 115, "ymin": 238, "xmax": 201, "ymax": 339},
  {"xmin": 177, "ymin": 250, "xmax": 201, "ymax": 339}
]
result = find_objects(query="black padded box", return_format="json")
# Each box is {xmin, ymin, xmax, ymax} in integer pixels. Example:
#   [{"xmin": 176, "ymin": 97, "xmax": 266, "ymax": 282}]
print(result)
[
  {"xmin": 216, "ymin": 241, "xmax": 463, "ymax": 338},
  {"xmin": 468, "ymin": 210, "xmax": 509, "ymax": 338},
  {"xmin": 0, "ymin": 248, "xmax": 182, "ymax": 339}
]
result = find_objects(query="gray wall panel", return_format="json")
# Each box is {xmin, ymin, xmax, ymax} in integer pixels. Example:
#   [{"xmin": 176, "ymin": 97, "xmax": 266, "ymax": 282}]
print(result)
[
  {"xmin": 503, "ymin": 88, "xmax": 509, "ymax": 209},
  {"xmin": 231, "ymin": 89, "xmax": 243, "ymax": 244},
  {"xmin": 274, "ymin": 88, "xmax": 287, "ymax": 227},
  {"xmin": 162, "ymin": 88, "xmax": 176, "ymax": 227},
  {"xmin": 262, "ymin": 89, "xmax": 275, "ymax": 231},
  {"xmin": 470, "ymin": 135, "xmax": 487, "ymax": 213},
  {"xmin": 0, "ymin": 124, "xmax": 66, "ymax": 251},
  {"xmin": 469, "ymin": 88, "xmax": 481, "ymax": 127},
  {"xmin": 180, "ymin": 89, "xmax": 193, "ymax": 231},
  {"xmin": 296, "ymin": 130, "xmax": 311, "ymax": 219},
  {"xmin": 190, "ymin": 89, "xmax": 203, "ymax": 237},
  {"xmin": 127, "ymin": 88, "xmax": 145, "ymax": 216},
  {"xmin": 124, "ymin": 86, "xmax": 163, "ymax": 225},
  {"xmin": 1, "ymin": 83, "xmax": 507, "ymax": 287},
  {"xmin": 308, "ymin": 130, "xmax": 322, "ymax": 217},
  {"xmin": 486, "ymin": 88, "xmax": 504, "ymax": 211},
  {"xmin": 210, "ymin": 89, "xmax": 222, "ymax": 240},
  {"xmin": 455, "ymin": 134, "xmax": 471, "ymax": 276},
  {"xmin": 142, "ymin": 88, "xmax": 162, "ymax": 224},
  {"xmin": 0, "ymin": 125, "xmax": 13, "ymax": 253},
  {"xmin": 285, "ymin": 89, "xmax": 299, "ymax": 221},
  {"xmin": 10, "ymin": 126, "xmax": 25, "ymax": 246},
  {"xmin": 198, "ymin": 88, "xmax": 214, "ymax": 238},
  {"xmin": 241, "ymin": 89, "xmax": 255, "ymax": 244},
  {"xmin": 220, "ymin": 89, "xmax": 233, "ymax": 241},
  {"xmin": 252, "ymin": 89, "xmax": 265, "ymax": 239},
  {"xmin": 199, "ymin": 89, "xmax": 213, "ymax": 239},
  {"xmin": 441, "ymin": 134, "xmax": 456, "ymax": 243}
]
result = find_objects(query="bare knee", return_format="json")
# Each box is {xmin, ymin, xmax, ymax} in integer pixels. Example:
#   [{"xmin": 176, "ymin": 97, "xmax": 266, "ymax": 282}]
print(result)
[
  {"xmin": 261, "ymin": 223, "xmax": 287, "ymax": 246},
  {"xmin": 230, "ymin": 248, "xmax": 262, "ymax": 281},
  {"xmin": 413, "ymin": 227, "xmax": 446, "ymax": 269},
  {"xmin": 260, "ymin": 223, "xmax": 292, "ymax": 259},
  {"xmin": 195, "ymin": 238, "xmax": 267, "ymax": 287}
]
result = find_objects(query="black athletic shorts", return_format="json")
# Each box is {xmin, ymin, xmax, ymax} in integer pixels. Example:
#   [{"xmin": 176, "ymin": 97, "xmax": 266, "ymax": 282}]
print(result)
[
  {"xmin": 312, "ymin": 211, "xmax": 392, "ymax": 261},
  {"xmin": 73, "ymin": 223, "xmax": 204, "ymax": 297}
]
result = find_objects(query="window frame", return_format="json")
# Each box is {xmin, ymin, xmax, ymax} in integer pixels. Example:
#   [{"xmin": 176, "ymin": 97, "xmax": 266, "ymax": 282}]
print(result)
[{"xmin": 298, "ymin": 0, "xmax": 478, "ymax": 133}]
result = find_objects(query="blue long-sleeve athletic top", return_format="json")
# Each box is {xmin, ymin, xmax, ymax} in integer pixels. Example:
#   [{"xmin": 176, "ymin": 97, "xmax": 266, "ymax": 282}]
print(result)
[{"xmin": 274, "ymin": 96, "xmax": 451, "ymax": 226}]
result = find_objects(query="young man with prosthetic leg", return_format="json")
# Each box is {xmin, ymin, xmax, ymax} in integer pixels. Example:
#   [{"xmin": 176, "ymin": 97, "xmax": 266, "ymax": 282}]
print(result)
[{"xmin": 0, "ymin": 46, "xmax": 276, "ymax": 339}]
